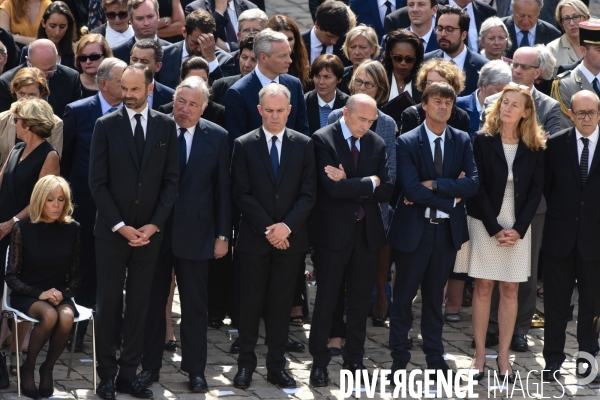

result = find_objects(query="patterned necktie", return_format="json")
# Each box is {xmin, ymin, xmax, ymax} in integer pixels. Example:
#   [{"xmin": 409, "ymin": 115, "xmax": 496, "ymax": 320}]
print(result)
[
  {"xmin": 593, "ymin": 78, "xmax": 600, "ymax": 98},
  {"xmin": 106, "ymin": 107, "xmax": 118, "ymax": 115},
  {"xmin": 270, "ymin": 136, "xmax": 279, "ymax": 179},
  {"xmin": 520, "ymin": 30, "xmax": 530, "ymax": 47},
  {"xmin": 430, "ymin": 137, "xmax": 443, "ymax": 218},
  {"xmin": 224, "ymin": 9, "xmax": 238, "ymax": 43},
  {"xmin": 351, "ymin": 137, "xmax": 366, "ymax": 220},
  {"xmin": 133, "ymin": 114, "xmax": 145, "ymax": 162},
  {"xmin": 178, "ymin": 128, "xmax": 187, "ymax": 176},
  {"xmin": 319, "ymin": 104, "xmax": 331, "ymax": 128},
  {"xmin": 581, "ymin": 137, "xmax": 590, "ymax": 185}
]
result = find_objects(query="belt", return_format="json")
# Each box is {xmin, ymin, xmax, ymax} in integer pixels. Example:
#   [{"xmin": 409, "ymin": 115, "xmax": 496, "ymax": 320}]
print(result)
[{"xmin": 427, "ymin": 218, "xmax": 448, "ymax": 224}]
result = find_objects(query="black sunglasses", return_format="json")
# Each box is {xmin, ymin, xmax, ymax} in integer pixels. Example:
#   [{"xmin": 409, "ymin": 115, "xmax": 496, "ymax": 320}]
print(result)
[
  {"xmin": 77, "ymin": 54, "xmax": 104, "ymax": 62},
  {"xmin": 391, "ymin": 55, "xmax": 417, "ymax": 63},
  {"xmin": 105, "ymin": 11, "xmax": 129, "ymax": 20}
]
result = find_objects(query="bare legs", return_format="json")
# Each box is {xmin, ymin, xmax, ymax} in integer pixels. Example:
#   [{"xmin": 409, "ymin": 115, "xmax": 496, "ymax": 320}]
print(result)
[
  {"xmin": 472, "ymin": 279, "xmax": 494, "ymax": 371},
  {"xmin": 444, "ymin": 279, "xmax": 465, "ymax": 315}
]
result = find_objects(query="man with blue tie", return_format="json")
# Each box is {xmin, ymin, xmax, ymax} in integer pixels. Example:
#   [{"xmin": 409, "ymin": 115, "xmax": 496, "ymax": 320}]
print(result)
[
  {"xmin": 61, "ymin": 57, "xmax": 127, "ymax": 351},
  {"xmin": 387, "ymin": 82, "xmax": 479, "ymax": 381}
]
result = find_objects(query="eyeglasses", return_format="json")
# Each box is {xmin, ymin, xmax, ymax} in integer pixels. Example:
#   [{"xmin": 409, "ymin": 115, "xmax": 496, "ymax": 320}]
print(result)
[
  {"xmin": 391, "ymin": 55, "xmax": 417, "ymax": 63},
  {"xmin": 484, "ymin": 36, "xmax": 508, "ymax": 43},
  {"xmin": 510, "ymin": 62, "xmax": 540, "ymax": 71},
  {"xmin": 77, "ymin": 54, "xmax": 104, "ymax": 62},
  {"xmin": 27, "ymin": 61, "xmax": 57, "ymax": 78},
  {"xmin": 572, "ymin": 110, "xmax": 600, "ymax": 119},
  {"xmin": 105, "ymin": 11, "xmax": 129, "ymax": 20},
  {"xmin": 435, "ymin": 25, "xmax": 460, "ymax": 34},
  {"xmin": 354, "ymin": 78, "xmax": 377, "ymax": 89},
  {"xmin": 560, "ymin": 14, "xmax": 584, "ymax": 25}
]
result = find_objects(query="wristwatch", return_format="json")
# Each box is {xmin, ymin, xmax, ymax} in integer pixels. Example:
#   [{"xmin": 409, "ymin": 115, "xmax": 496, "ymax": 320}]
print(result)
[
  {"xmin": 432, "ymin": 180, "xmax": 438, "ymax": 191},
  {"xmin": 217, "ymin": 235, "xmax": 229, "ymax": 242},
  {"xmin": 163, "ymin": 17, "xmax": 169, "ymax": 26},
  {"xmin": 12, "ymin": 216, "xmax": 19, "ymax": 223}
]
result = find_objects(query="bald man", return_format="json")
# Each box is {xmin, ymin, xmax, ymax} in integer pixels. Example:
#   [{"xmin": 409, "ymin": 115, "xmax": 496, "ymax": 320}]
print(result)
[
  {"xmin": 308, "ymin": 94, "xmax": 393, "ymax": 386},
  {"xmin": 0, "ymin": 39, "xmax": 82, "ymax": 116}
]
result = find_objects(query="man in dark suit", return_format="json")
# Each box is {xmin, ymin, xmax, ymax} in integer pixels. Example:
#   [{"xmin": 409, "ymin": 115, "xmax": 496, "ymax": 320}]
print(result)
[
  {"xmin": 349, "ymin": 0, "xmax": 402, "ymax": 42},
  {"xmin": 501, "ymin": 0, "xmax": 560, "ymax": 59},
  {"xmin": 160, "ymin": 9, "xmax": 236, "ymax": 89},
  {"xmin": 302, "ymin": 1, "xmax": 351, "ymax": 66},
  {"xmin": 0, "ymin": 39, "xmax": 82, "ymax": 115},
  {"xmin": 384, "ymin": 0, "xmax": 440, "ymax": 53},
  {"xmin": 308, "ymin": 94, "xmax": 393, "ymax": 386},
  {"xmin": 91, "ymin": 0, "xmax": 134, "ymax": 47},
  {"xmin": 89, "ymin": 63, "xmax": 179, "ymax": 400},
  {"xmin": 137, "ymin": 76, "xmax": 231, "ymax": 393},
  {"xmin": 230, "ymin": 83, "xmax": 316, "ymax": 389},
  {"xmin": 424, "ymin": 6, "xmax": 489, "ymax": 96},
  {"xmin": 225, "ymin": 29, "xmax": 309, "ymax": 150},
  {"xmin": 61, "ymin": 57, "xmax": 128, "ymax": 351},
  {"xmin": 211, "ymin": 33, "xmax": 256, "ymax": 105},
  {"xmin": 110, "ymin": 0, "xmax": 171, "ymax": 63},
  {"xmin": 130, "ymin": 39, "xmax": 175, "ymax": 111},
  {"xmin": 542, "ymin": 90, "xmax": 600, "ymax": 382},
  {"xmin": 387, "ymin": 82, "xmax": 479, "ymax": 380},
  {"xmin": 437, "ymin": 0, "xmax": 496, "ymax": 53}
]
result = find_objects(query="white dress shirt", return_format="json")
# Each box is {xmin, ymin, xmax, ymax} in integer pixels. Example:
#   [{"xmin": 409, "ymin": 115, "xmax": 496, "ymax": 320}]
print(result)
[
  {"xmin": 147, "ymin": 79, "xmax": 156, "ymax": 109},
  {"xmin": 339, "ymin": 117, "xmax": 377, "ymax": 191},
  {"xmin": 449, "ymin": 0, "xmax": 478, "ymax": 53},
  {"xmin": 577, "ymin": 63, "xmax": 600, "ymax": 87},
  {"xmin": 423, "ymin": 121, "xmax": 451, "ymax": 218},
  {"xmin": 378, "ymin": 0, "xmax": 396, "ymax": 26},
  {"xmin": 181, "ymin": 42, "xmax": 219, "ymax": 73},
  {"xmin": 317, "ymin": 93, "xmax": 336, "ymax": 108},
  {"xmin": 388, "ymin": 75, "xmax": 413, "ymax": 101},
  {"xmin": 310, "ymin": 27, "xmax": 330, "ymax": 65},
  {"xmin": 515, "ymin": 24, "xmax": 537, "ymax": 48},
  {"xmin": 175, "ymin": 123, "xmax": 196, "ymax": 162},
  {"xmin": 105, "ymin": 24, "xmax": 134, "ymax": 47},
  {"xmin": 226, "ymin": 1, "xmax": 238, "ymax": 34},
  {"xmin": 408, "ymin": 21, "xmax": 435, "ymax": 49},
  {"xmin": 255, "ymin": 66, "xmax": 280, "ymax": 87},
  {"xmin": 576, "ymin": 126, "xmax": 599, "ymax": 174},
  {"xmin": 98, "ymin": 91, "xmax": 123, "ymax": 115},
  {"xmin": 443, "ymin": 45, "xmax": 468, "ymax": 71}
]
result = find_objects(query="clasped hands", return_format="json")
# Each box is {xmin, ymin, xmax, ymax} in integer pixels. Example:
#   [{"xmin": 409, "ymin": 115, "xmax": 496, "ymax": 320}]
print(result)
[
  {"xmin": 118, "ymin": 224, "xmax": 158, "ymax": 247},
  {"xmin": 325, "ymin": 164, "xmax": 380, "ymax": 186},
  {"xmin": 494, "ymin": 229, "xmax": 521, "ymax": 247},
  {"xmin": 39, "ymin": 288, "xmax": 63, "ymax": 306},
  {"xmin": 404, "ymin": 171, "xmax": 466, "ymax": 205},
  {"xmin": 265, "ymin": 222, "xmax": 290, "ymax": 250}
]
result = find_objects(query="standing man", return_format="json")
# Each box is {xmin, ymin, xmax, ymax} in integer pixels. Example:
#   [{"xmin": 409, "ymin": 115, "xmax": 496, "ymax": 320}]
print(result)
[
  {"xmin": 438, "ymin": 0, "xmax": 496, "ymax": 53},
  {"xmin": 91, "ymin": 0, "xmax": 135, "ymax": 47},
  {"xmin": 350, "ymin": 0, "xmax": 399, "ymax": 42},
  {"xmin": 130, "ymin": 39, "xmax": 175, "ymax": 110},
  {"xmin": 230, "ymin": 83, "xmax": 316, "ymax": 390},
  {"xmin": 387, "ymin": 82, "xmax": 479, "ymax": 380},
  {"xmin": 308, "ymin": 94, "xmax": 393, "ymax": 386},
  {"xmin": 384, "ymin": 0, "xmax": 440, "ymax": 53},
  {"xmin": 302, "ymin": 0, "xmax": 351, "ymax": 66},
  {"xmin": 61, "ymin": 57, "xmax": 127, "ymax": 351},
  {"xmin": 138, "ymin": 76, "xmax": 231, "ymax": 393},
  {"xmin": 89, "ymin": 63, "xmax": 179, "ymax": 400},
  {"xmin": 542, "ymin": 90, "xmax": 600, "ymax": 383}
]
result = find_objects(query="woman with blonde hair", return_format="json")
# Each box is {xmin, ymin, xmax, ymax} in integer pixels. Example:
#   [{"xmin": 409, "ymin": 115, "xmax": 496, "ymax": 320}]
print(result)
[
  {"xmin": 547, "ymin": 0, "xmax": 590, "ymax": 75},
  {"xmin": 6, "ymin": 175, "xmax": 79, "ymax": 399},
  {"xmin": 459, "ymin": 83, "xmax": 545, "ymax": 382},
  {"xmin": 339, "ymin": 25, "xmax": 381, "ymax": 94},
  {"xmin": 74, "ymin": 33, "xmax": 113, "ymax": 97}
]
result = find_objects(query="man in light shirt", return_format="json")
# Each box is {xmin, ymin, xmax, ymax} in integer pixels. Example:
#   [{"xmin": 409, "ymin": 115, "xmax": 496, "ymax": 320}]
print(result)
[
  {"xmin": 301, "ymin": 0, "xmax": 351, "ymax": 66},
  {"xmin": 91, "ymin": 0, "xmax": 134, "ymax": 47},
  {"xmin": 384, "ymin": 0, "xmax": 439, "ymax": 53}
]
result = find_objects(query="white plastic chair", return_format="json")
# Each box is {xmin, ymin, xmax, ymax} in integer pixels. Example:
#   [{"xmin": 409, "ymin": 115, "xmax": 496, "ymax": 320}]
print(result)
[{"xmin": 1, "ymin": 246, "xmax": 97, "ymax": 396}]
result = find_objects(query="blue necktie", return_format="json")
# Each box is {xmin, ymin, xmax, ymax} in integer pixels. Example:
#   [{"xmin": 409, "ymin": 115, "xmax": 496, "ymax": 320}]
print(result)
[
  {"xmin": 319, "ymin": 104, "xmax": 332, "ymax": 128},
  {"xmin": 270, "ymin": 136, "xmax": 279, "ymax": 179},
  {"xmin": 106, "ymin": 107, "xmax": 117, "ymax": 115},
  {"xmin": 178, "ymin": 128, "xmax": 187, "ymax": 176},
  {"xmin": 520, "ymin": 30, "xmax": 530, "ymax": 47}
]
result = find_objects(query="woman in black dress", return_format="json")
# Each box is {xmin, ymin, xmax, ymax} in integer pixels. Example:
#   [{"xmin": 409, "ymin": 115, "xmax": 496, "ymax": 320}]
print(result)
[
  {"xmin": 74, "ymin": 33, "xmax": 113, "ymax": 98},
  {"xmin": 6, "ymin": 175, "xmax": 80, "ymax": 399}
]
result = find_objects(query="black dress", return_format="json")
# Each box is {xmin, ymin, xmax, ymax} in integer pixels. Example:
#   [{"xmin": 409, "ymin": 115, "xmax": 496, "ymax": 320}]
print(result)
[{"xmin": 6, "ymin": 218, "xmax": 80, "ymax": 314}]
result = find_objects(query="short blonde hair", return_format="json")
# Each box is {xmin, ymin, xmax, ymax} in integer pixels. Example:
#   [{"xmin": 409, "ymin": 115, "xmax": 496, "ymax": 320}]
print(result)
[
  {"xmin": 29, "ymin": 175, "xmax": 73, "ymax": 224},
  {"xmin": 10, "ymin": 67, "xmax": 50, "ymax": 99},
  {"xmin": 555, "ymin": 0, "xmax": 590, "ymax": 28},
  {"xmin": 343, "ymin": 25, "xmax": 380, "ymax": 61},
  {"xmin": 10, "ymin": 99, "xmax": 55, "ymax": 139},
  {"xmin": 415, "ymin": 58, "xmax": 465, "ymax": 94},
  {"xmin": 349, "ymin": 60, "xmax": 390, "ymax": 105}
]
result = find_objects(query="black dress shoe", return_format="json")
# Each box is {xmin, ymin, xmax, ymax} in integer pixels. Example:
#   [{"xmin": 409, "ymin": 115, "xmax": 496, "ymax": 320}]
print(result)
[
  {"xmin": 115, "ymin": 377, "xmax": 153, "ymax": 398},
  {"xmin": 189, "ymin": 373, "xmax": 208, "ymax": 393},
  {"xmin": 208, "ymin": 318, "xmax": 224, "ymax": 329},
  {"xmin": 38, "ymin": 362, "xmax": 54, "ymax": 398},
  {"xmin": 267, "ymin": 369, "xmax": 296, "ymax": 388},
  {"xmin": 233, "ymin": 367, "xmax": 253, "ymax": 389},
  {"xmin": 230, "ymin": 340, "xmax": 241, "ymax": 354},
  {"xmin": 427, "ymin": 361, "xmax": 453, "ymax": 381},
  {"xmin": 164, "ymin": 340, "xmax": 177, "ymax": 352},
  {"xmin": 510, "ymin": 334, "xmax": 528, "ymax": 352},
  {"xmin": 388, "ymin": 362, "xmax": 407, "ymax": 386},
  {"xmin": 286, "ymin": 337, "xmax": 305, "ymax": 352},
  {"xmin": 372, "ymin": 315, "xmax": 386, "ymax": 327},
  {"xmin": 542, "ymin": 363, "xmax": 561, "ymax": 381},
  {"xmin": 309, "ymin": 366, "xmax": 328, "ymax": 387},
  {"xmin": 471, "ymin": 332, "xmax": 499, "ymax": 348},
  {"xmin": 496, "ymin": 359, "xmax": 515, "ymax": 384},
  {"xmin": 576, "ymin": 359, "xmax": 600, "ymax": 383},
  {"xmin": 137, "ymin": 369, "xmax": 160, "ymax": 387},
  {"xmin": 97, "ymin": 376, "xmax": 116, "ymax": 400}
]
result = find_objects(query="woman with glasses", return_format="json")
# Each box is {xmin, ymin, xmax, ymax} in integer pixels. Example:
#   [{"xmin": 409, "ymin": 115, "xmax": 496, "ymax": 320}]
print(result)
[
  {"xmin": 479, "ymin": 17, "xmax": 512, "ymax": 63},
  {"xmin": 382, "ymin": 29, "xmax": 424, "ymax": 103},
  {"xmin": 339, "ymin": 25, "xmax": 380, "ymax": 94},
  {"xmin": 547, "ymin": 0, "xmax": 590, "ymax": 76},
  {"xmin": 266, "ymin": 16, "xmax": 310, "ymax": 91},
  {"xmin": 0, "ymin": 0, "xmax": 51, "ymax": 47},
  {"xmin": 74, "ymin": 34, "xmax": 113, "ymax": 98}
]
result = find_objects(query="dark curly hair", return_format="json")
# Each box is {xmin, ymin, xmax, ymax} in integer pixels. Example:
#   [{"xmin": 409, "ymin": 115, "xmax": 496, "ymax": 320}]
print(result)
[{"xmin": 383, "ymin": 29, "xmax": 424, "ymax": 85}]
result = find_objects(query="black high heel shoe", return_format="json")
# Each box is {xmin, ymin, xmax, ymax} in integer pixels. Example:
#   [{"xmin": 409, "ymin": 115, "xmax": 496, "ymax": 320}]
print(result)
[
  {"xmin": 496, "ymin": 358, "xmax": 515, "ymax": 383},
  {"xmin": 38, "ymin": 362, "xmax": 54, "ymax": 398},
  {"xmin": 20, "ymin": 367, "xmax": 40, "ymax": 399},
  {"xmin": 469, "ymin": 359, "xmax": 485, "ymax": 381}
]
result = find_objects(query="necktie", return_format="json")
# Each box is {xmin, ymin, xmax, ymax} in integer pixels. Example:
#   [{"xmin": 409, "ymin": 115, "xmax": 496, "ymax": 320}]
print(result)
[
  {"xmin": 106, "ymin": 107, "xmax": 118, "ymax": 115},
  {"xmin": 581, "ymin": 137, "xmax": 590, "ymax": 185},
  {"xmin": 351, "ymin": 137, "xmax": 366, "ymax": 220},
  {"xmin": 320, "ymin": 43, "xmax": 327, "ymax": 55},
  {"xmin": 520, "ymin": 30, "xmax": 530, "ymax": 47},
  {"xmin": 385, "ymin": 1, "xmax": 393, "ymax": 16},
  {"xmin": 430, "ymin": 137, "xmax": 443, "ymax": 219},
  {"xmin": 133, "ymin": 114, "xmax": 145, "ymax": 162},
  {"xmin": 270, "ymin": 136, "xmax": 279, "ymax": 179},
  {"xmin": 319, "ymin": 104, "xmax": 332, "ymax": 128},
  {"xmin": 593, "ymin": 78, "xmax": 600, "ymax": 98},
  {"xmin": 224, "ymin": 9, "xmax": 238, "ymax": 43},
  {"xmin": 178, "ymin": 128, "xmax": 187, "ymax": 176}
]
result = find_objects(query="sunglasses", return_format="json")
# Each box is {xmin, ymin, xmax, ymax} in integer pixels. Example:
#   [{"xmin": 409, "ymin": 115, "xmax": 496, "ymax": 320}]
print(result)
[
  {"xmin": 105, "ymin": 11, "xmax": 129, "ymax": 20},
  {"xmin": 77, "ymin": 54, "xmax": 104, "ymax": 62},
  {"xmin": 391, "ymin": 55, "xmax": 417, "ymax": 63}
]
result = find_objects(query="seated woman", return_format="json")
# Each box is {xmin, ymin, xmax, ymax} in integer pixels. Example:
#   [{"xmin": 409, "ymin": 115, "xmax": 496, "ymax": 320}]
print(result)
[
  {"xmin": 547, "ymin": 0, "xmax": 590, "ymax": 76},
  {"xmin": 19, "ymin": 2, "xmax": 76, "ymax": 69},
  {"xmin": 74, "ymin": 33, "xmax": 112, "ymax": 98},
  {"xmin": 0, "ymin": 0, "xmax": 51, "ymax": 47},
  {"xmin": 6, "ymin": 174, "xmax": 79, "ymax": 399},
  {"xmin": 479, "ymin": 17, "xmax": 512, "ymax": 63},
  {"xmin": 339, "ymin": 25, "xmax": 380, "ymax": 94},
  {"xmin": 382, "ymin": 29, "xmax": 424, "ymax": 103}
]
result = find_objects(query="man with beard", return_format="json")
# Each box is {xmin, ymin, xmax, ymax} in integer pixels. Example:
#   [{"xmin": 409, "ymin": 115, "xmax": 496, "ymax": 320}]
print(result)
[{"xmin": 424, "ymin": 5, "xmax": 488, "ymax": 96}]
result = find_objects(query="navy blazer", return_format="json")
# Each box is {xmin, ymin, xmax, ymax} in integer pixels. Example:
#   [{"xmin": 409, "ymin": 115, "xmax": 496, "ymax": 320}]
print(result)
[
  {"xmin": 350, "ymin": 0, "xmax": 406, "ymax": 41},
  {"xmin": 383, "ymin": 8, "xmax": 439, "ymax": 53},
  {"xmin": 387, "ymin": 124, "xmax": 479, "ymax": 252},
  {"xmin": 502, "ymin": 16, "xmax": 561, "ymax": 59},
  {"xmin": 456, "ymin": 91, "xmax": 480, "ymax": 137},
  {"xmin": 424, "ymin": 48, "xmax": 489, "ymax": 96},
  {"xmin": 151, "ymin": 81, "xmax": 175, "ymax": 111},
  {"xmin": 224, "ymin": 69, "xmax": 309, "ymax": 150},
  {"xmin": 111, "ymin": 36, "xmax": 172, "ymax": 63}
]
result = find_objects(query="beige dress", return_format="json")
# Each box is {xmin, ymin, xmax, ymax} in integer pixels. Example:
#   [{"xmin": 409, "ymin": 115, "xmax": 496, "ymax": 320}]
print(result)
[{"xmin": 454, "ymin": 143, "xmax": 531, "ymax": 282}]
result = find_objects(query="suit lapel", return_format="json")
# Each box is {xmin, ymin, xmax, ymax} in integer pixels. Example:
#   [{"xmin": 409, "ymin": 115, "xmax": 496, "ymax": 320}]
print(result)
[
  {"xmin": 442, "ymin": 128, "xmax": 456, "ymax": 176},
  {"xmin": 333, "ymin": 89, "xmax": 346, "ymax": 109},
  {"xmin": 180, "ymin": 120, "xmax": 204, "ymax": 186},
  {"xmin": 117, "ymin": 107, "xmax": 140, "ymax": 169},
  {"xmin": 588, "ymin": 131, "xmax": 600, "ymax": 178},
  {"xmin": 90, "ymin": 93, "xmax": 103, "ymax": 122},
  {"xmin": 333, "ymin": 122, "xmax": 356, "ymax": 175},
  {"xmin": 356, "ymin": 132, "xmax": 372, "ymax": 176},
  {"xmin": 255, "ymin": 128, "xmax": 277, "ymax": 186},
  {"xmin": 307, "ymin": 92, "xmax": 320, "ymax": 133},
  {"xmin": 277, "ymin": 129, "xmax": 295, "ymax": 186},
  {"xmin": 418, "ymin": 126, "xmax": 436, "ymax": 179},
  {"xmin": 567, "ymin": 129, "xmax": 583, "ymax": 186},
  {"xmin": 490, "ymin": 133, "xmax": 507, "ymax": 163},
  {"xmin": 463, "ymin": 50, "xmax": 477, "ymax": 92},
  {"xmin": 368, "ymin": 1, "xmax": 383, "ymax": 33}
]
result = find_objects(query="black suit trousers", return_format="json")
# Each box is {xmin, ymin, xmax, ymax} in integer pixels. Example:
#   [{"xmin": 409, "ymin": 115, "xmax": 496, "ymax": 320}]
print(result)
[
  {"xmin": 542, "ymin": 249, "xmax": 600, "ymax": 365},
  {"xmin": 389, "ymin": 222, "xmax": 456, "ymax": 367},
  {"xmin": 309, "ymin": 219, "xmax": 378, "ymax": 368},
  {"xmin": 237, "ymin": 249, "xmax": 303, "ymax": 372},
  {"xmin": 141, "ymin": 248, "xmax": 209, "ymax": 375},
  {"xmin": 207, "ymin": 244, "xmax": 234, "ymax": 322},
  {"xmin": 95, "ymin": 237, "xmax": 161, "ymax": 380}
]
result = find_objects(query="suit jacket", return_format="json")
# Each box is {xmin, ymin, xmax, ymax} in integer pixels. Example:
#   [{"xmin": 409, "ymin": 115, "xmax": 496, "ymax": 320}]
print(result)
[
  {"xmin": 20, "ymin": 46, "xmax": 75, "ymax": 70},
  {"xmin": 0, "ymin": 63, "xmax": 82, "ymax": 116},
  {"xmin": 557, "ymin": 58, "xmax": 581, "ymax": 75},
  {"xmin": 466, "ymin": 132, "xmax": 544, "ymax": 239},
  {"xmin": 542, "ymin": 127, "xmax": 600, "ymax": 261},
  {"xmin": 231, "ymin": 127, "xmax": 317, "ymax": 255},
  {"xmin": 159, "ymin": 100, "xmax": 226, "ymax": 129},
  {"xmin": 88, "ymin": 106, "xmax": 179, "ymax": 241},
  {"xmin": 230, "ymin": 49, "xmax": 240, "ymax": 76},
  {"xmin": 90, "ymin": 23, "xmax": 107, "ymax": 36},
  {"xmin": 162, "ymin": 118, "xmax": 231, "ymax": 260},
  {"xmin": 495, "ymin": 0, "xmax": 511, "ymax": 18},
  {"xmin": 225, "ymin": 69, "xmax": 309, "ymax": 149},
  {"xmin": 111, "ymin": 36, "xmax": 172, "ymax": 64},
  {"xmin": 399, "ymin": 103, "xmax": 471, "ymax": 136},
  {"xmin": 301, "ymin": 29, "xmax": 351, "ymax": 66},
  {"xmin": 553, "ymin": 64, "xmax": 593, "ymax": 130},
  {"xmin": 211, "ymin": 74, "xmax": 242, "ymax": 105},
  {"xmin": 0, "ymin": 28, "xmax": 20, "ymax": 72},
  {"xmin": 310, "ymin": 121, "xmax": 393, "ymax": 251},
  {"xmin": 350, "ymin": 0, "xmax": 404, "ymax": 41},
  {"xmin": 387, "ymin": 124, "xmax": 479, "ymax": 252},
  {"xmin": 502, "ymin": 16, "xmax": 561, "ymax": 59},
  {"xmin": 160, "ymin": 41, "xmax": 236, "ymax": 89},
  {"xmin": 424, "ymin": 48, "xmax": 488, "ymax": 96},
  {"xmin": 438, "ymin": 0, "xmax": 496, "ymax": 38},
  {"xmin": 456, "ymin": 91, "xmax": 481, "ymax": 137},
  {"xmin": 305, "ymin": 88, "xmax": 349, "ymax": 135},
  {"xmin": 383, "ymin": 9, "xmax": 439, "ymax": 52},
  {"xmin": 151, "ymin": 81, "xmax": 175, "ymax": 111}
]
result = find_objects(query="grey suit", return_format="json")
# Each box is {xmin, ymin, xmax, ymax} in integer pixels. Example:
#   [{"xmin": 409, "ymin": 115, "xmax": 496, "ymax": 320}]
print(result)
[{"xmin": 552, "ymin": 64, "xmax": 594, "ymax": 130}]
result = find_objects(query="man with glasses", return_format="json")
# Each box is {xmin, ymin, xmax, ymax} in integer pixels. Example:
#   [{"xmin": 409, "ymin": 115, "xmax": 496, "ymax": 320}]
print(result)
[
  {"xmin": 91, "ymin": 0, "xmax": 135, "ymax": 47},
  {"xmin": 229, "ymin": 9, "xmax": 268, "ymax": 77},
  {"xmin": 384, "ymin": 0, "xmax": 440, "ymax": 53},
  {"xmin": 424, "ymin": 5, "xmax": 488, "ymax": 95},
  {"xmin": 0, "ymin": 39, "xmax": 82, "ymax": 116}
]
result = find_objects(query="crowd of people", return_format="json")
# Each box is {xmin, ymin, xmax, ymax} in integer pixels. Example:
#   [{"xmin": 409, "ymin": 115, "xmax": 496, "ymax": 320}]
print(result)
[{"xmin": 0, "ymin": 0, "xmax": 596, "ymax": 398}]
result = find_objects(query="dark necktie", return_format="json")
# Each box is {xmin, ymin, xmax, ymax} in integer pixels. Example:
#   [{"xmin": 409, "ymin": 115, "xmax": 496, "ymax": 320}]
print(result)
[
  {"xmin": 178, "ymin": 128, "xmax": 187, "ymax": 176},
  {"xmin": 520, "ymin": 30, "xmax": 530, "ymax": 47},
  {"xmin": 320, "ymin": 43, "xmax": 327, "ymax": 55},
  {"xmin": 385, "ymin": 0, "xmax": 393, "ymax": 16},
  {"xmin": 351, "ymin": 137, "xmax": 366, "ymax": 220},
  {"xmin": 133, "ymin": 114, "xmax": 145, "ymax": 162},
  {"xmin": 430, "ymin": 137, "xmax": 443, "ymax": 218},
  {"xmin": 106, "ymin": 107, "xmax": 117, "ymax": 115},
  {"xmin": 224, "ymin": 9, "xmax": 238, "ymax": 43},
  {"xmin": 581, "ymin": 137, "xmax": 590, "ymax": 185},
  {"xmin": 593, "ymin": 78, "xmax": 600, "ymax": 98},
  {"xmin": 270, "ymin": 136, "xmax": 279, "ymax": 179}
]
